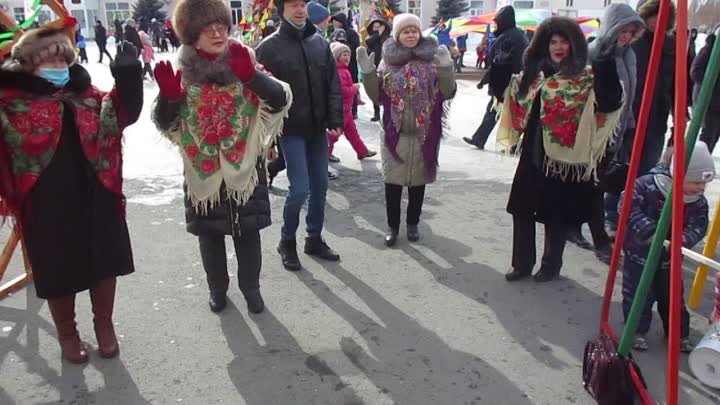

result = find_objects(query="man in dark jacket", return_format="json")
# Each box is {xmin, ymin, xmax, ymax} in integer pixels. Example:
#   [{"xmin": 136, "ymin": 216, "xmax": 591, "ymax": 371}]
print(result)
[
  {"xmin": 257, "ymin": 0, "xmax": 343, "ymax": 271},
  {"xmin": 365, "ymin": 17, "xmax": 390, "ymax": 121},
  {"xmin": 464, "ymin": 6, "xmax": 528, "ymax": 149},
  {"xmin": 691, "ymin": 25, "xmax": 720, "ymax": 152},
  {"xmin": 330, "ymin": 12, "xmax": 359, "ymax": 82},
  {"xmin": 123, "ymin": 18, "xmax": 143, "ymax": 58},
  {"xmin": 94, "ymin": 20, "xmax": 113, "ymax": 63},
  {"xmin": 114, "ymin": 19, "xmax": 124, "ymax": 43}
]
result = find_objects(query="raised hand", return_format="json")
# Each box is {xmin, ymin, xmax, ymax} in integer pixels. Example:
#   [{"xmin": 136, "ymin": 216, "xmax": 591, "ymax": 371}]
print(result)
[
  {"xmin": 114, "ymin": 41, "xmax": 138, "ymax": 66},
  {"xmin": 153, "ymin": 61, "xmax": 184, "ymax": 100},
  {"xmin": 356, "ymin": 47, "xmax": 377, "ymax": 75},
  {"xmin": 228, "ymin": 43, "xmax": 256, "ymax": 82},
  {"xmin": 434, "ymin": 45, "xmax": 453, "ymax": 68}
]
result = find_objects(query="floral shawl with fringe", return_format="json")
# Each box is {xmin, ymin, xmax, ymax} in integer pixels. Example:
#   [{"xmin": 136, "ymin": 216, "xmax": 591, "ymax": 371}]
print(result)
[{"xmin": 497, "ymin": 67, "xmax": 622, "ymax": 181}]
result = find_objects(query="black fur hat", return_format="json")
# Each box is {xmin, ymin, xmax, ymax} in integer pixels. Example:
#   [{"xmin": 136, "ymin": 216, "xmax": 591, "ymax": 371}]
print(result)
[
  {"xmin": 519, "ymin": 17, "xmax": 587, "ymax": 95},
  {"xmin": 173, "ymin": 0, "xmax": 232, "ymax": 45}
]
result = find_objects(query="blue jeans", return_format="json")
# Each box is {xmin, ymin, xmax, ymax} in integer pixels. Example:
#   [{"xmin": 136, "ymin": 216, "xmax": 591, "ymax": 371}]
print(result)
[{"xmin": 279, "ymin": 135, "xmax": 329, "ymax": 241}]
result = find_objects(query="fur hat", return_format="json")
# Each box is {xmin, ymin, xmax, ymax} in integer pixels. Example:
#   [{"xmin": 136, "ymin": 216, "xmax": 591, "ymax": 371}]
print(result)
[
  {"xmin": 307, "ymin": 1, "xmax": 330, "ymax": 25},
  {"xmin": 330, "ymin": 42, "xmax": 351, "ymax": 60},
  {"xmin": 173, "ymin": 0, "xmax": 232, "ymax": 45},
  {"xmin": 11, "ymin": 27, "xmax": 76, "ymax": 72},
  {"xmin": 637, "ymin": 0, "xmax": 676, "ymax": 31},
  {"xmin": 392, "ymin": 13, "xmax": 422, "ymax": 41}
]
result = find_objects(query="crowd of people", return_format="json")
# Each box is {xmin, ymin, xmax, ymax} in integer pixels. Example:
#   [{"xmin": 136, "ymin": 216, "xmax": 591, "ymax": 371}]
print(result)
[{"xmin": 1, "ymin": 0, "xmax": 719, "ymax": 371}]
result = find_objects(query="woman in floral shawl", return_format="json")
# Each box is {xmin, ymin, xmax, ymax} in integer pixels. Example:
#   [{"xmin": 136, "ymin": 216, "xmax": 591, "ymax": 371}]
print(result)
[
  {"xmin": 152, "ymin": 0, "xmax": 291, "ymax": 314},
  {"xmin": 0, "ymin": 28, "xmax": 143, "ymax": 363},
  {"xmin": 498, "ymin": 17, "xmax": 623, "ymax": 282},
  {"xmin": 357, "ymin": 13, "xmax": 456, "ymax": 247}
]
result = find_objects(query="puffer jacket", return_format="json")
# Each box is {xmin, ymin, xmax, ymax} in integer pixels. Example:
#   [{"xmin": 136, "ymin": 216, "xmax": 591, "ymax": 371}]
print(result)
[
  {"xmin": 620, "ymin": 166, "xmax": 709, "ymax": 267},
  {"xmin": 184, "ymin": 160, "xmax": 271, "ymax": 236},
  {"xmin": 256, "ymin": 20, "xmax": 343, "ymax": 137},
  {"xmin": 479, "ymin": 6, "xmax": 528, "ymax": 99},
  {"xmin": 337, "ymin": 63, "xmax": 357, "ymax": 114}
]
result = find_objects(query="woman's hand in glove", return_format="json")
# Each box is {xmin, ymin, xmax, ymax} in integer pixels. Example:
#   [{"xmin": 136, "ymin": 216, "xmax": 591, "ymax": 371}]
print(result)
[
  {"xmin": 356, "ymin": 47, "xmax": 377, "ymax": 75},
  {"xmin": 228, "ymin": 43, "xmax": 256, "ymax": 82},
  {"xmin": 110, "ymin": 41, "xmax": 140, "ymax": 77},
  {"xmin": 153, "ymin": 61, "xmax": 184, "ymax": 100},
  {"xmin": 434, "ymin": 45, "xmax": 453, "ymax": 68}
]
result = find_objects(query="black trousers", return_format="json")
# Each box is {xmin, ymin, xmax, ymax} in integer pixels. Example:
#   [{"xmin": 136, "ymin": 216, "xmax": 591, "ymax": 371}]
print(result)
[
  {"xmin": 385, "ymin": 183, "xmax": 425, "ymax": 230},
  {"xmin": 700, "ymin": 112, "xmax": 720, "ymax": 153},
  {"xmin": 97, "ymin": 42, "xmax": 113, "ymax": 62},
  {"xmin": 512, "ymin": 215, "xmax": 568, "ymax": 275},
  {"xmin": 198, "ymin": 230, "xmax": 261, "ymax": 296},
  {"xmin": 470, "ymin": 99, "xmax": 497, "ymax": 149},
  {"xmin": 570, "ymin": 189, "xmax": 611, "ymax": 249},
  {"xmin": 373, "ymin": 103, "xmax": 381, "ymax": 118}
]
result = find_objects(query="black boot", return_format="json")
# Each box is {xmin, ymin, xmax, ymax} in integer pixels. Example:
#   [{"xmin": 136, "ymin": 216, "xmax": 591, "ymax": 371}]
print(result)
[
  {"xmin": 277, "ymin": 240, "xmax": 302, "ymax": 271},
  {"xmin": 371, "ymin": 106, "xmax": 380, "ymax": 122},
  {"xmin": 385, "ymin": 228, "xmax": 399, "ymax": 247},
  {"xmin": 533, "ymin": 268, "xmax": 560, "ymax": 283},
  {"xmin": 304, "ymin": 236, "xmax": 340, "ymax": 261},
  {"xmin": 595, "ymin": 244, "xmax": 612, "ymax": 265},
  {"xmin": 505, "ymin": 269, "xmax": 532, "ymax": 282},
  {"xmin": 243, "ymin": 289, "xmax": 265, "ymax": 314},
  {"xmin": 407, "ymin": 224, "xmax": 420, "ymax": 242},
  {"xmin": 209, "ymin": 291, "xmax": 227, "ymax": 313},
  {"xmin": 567, "ymin": 229, "xmax": 593, "ymax": 250}
]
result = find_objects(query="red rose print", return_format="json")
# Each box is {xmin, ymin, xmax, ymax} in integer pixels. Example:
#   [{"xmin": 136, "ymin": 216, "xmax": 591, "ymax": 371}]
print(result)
[
  {"xmin": 15, "ymin": 173, "xmax": 39, "ymax": 192},
  {"xmin": 234, "ymin": 139, "xmax": 247, "ymax": 154},
  {"xmin": 10, "ymin": 114, "xmax": 32, "ymax": 134},
  {"xmin": 546, "ymin": 80, "xmax": 559, "ymax": 89},
  {"xmin": 200, "ymin": 160, "xmax": 216, "ymax": 174},
  {"xmin": 217, "ymin": 121, "xmax": 234, "ymax": 141},
  {"xmin": 186, "ymin": 144, "xmax": 200, "ymax": 159},
  {"xmin": 226, "ymin": 151, "xmax": 241, "ymax": 164},
  {"xmin": 21, "ymin": 132, "xmax": 52, "ymax": 157},
  {"xmin": 203, "ymin": 132, "xmax": 219, "ymax": 146}
]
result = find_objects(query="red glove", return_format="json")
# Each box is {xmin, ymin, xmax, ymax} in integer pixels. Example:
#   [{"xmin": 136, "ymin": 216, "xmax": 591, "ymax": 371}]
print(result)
[
  {"xmin": 153, "ymin": 61, "xmax": 184, "ymax": 99},
  {"xmin": 228, "ymin": 43, "xmax": 256, "ymax": 82}
]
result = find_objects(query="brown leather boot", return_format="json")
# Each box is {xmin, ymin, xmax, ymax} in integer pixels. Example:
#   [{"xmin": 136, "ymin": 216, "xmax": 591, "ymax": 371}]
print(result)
[
  {"xmin": 47, "ymin": 295, "xmax": 89, "ymax": 364},
  {"xmin": 90, "ymin": 277, "xmax": 119, "ymax": 358}
]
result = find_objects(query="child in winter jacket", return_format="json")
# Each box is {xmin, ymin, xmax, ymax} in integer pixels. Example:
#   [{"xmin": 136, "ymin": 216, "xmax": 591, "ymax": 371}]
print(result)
[
  {"xmin": 621, "ymin": 141, "xmax": 716, "ymax": 352},
  {"xmin": 139, "ymin": 29, "xmax": 154, "ymax": 80},
  {"xmin": 76, "ymin": 34, "xmax": 88, "ymax": 63},
  {"xmin": 327, "ymin": 42, "xmax": 376, "ymax": 163}
]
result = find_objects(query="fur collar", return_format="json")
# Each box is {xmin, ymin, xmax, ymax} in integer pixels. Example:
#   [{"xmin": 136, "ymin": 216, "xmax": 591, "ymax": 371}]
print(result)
[
  {"xmin": 0, "ymin": 63, "xmax": 91, "ymax": 95},
  {"xmin": 177, "ymin": 44, "xmax": 237, "ymax": 86},
  {"xmin": 382, "ymin": 37, "xmax": 438, "ymax": 67}
]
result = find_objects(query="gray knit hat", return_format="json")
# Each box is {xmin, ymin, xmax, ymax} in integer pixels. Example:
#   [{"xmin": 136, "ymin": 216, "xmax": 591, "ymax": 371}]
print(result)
[
  {"xmin": 330, "ymin": 42, "xmax": 350, "ymax": 61},
  {"xmin": 684, "ymin": 141, "xmax": 716, "ymax": 183},
  {"xmin": 11, "ymin": 27, "xmax": 76, "ymax": 72},
  {"xmin": 173, "ymin": 0, "xmax": 233, "ymax": 45}
]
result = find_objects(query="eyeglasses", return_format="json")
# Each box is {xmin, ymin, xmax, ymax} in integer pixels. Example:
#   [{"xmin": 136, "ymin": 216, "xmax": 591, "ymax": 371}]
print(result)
[{"xmin": 201, "ymin": 23, "xmax": 228, "ymax": 37}]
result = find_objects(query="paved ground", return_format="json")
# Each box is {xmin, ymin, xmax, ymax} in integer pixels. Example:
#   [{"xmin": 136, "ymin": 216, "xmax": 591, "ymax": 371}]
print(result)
[{"xmin": 1, "ymin": 46, "xmax": 720, "ymax": 405}]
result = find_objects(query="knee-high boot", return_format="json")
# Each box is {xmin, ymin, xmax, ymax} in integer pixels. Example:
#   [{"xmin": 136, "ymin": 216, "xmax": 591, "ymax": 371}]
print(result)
[
  {"xmin": 90, "ymin": 277, "xmax": 119, "ymax": 358},
  {"xmin": 47, "ymin": 294, "xmax": 89, "ymax": 363}
]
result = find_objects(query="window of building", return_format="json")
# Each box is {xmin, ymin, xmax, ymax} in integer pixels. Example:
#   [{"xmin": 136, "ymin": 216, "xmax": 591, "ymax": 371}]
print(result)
[
  {"xmin": 407, "ymin": 0, "xmax": 420, "ymax": 17},
  {"xmin": 604, "ymin": 0, "xmax": 612, "ymax": 6},
  {"xmin": 468, "ymin": 0, "xmax": 484, "ymax": 16},
  {"xmin": 557, "ymin": 9, "xmax": 578, "ymax": 18},
  {"xmin": 105, "ymin": 2, "xmax": 132, "ymax": 28},
  {"xmin": 513, "ymin": 1, "xmax": 534, "ymax": 9},
  {"xmin": 565, "ymin": 0, "xmax": 574, "ymax": 7},
  {"xmin": 13, "ymin": 7, "xmax": 25, "ymax": 22},
  {"xmin": 230, "ymin": 0, "xmax": 242, "ymax": 25}
]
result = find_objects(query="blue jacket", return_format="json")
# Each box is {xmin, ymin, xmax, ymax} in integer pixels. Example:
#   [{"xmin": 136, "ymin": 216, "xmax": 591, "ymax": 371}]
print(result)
[{"xmin": 620, "ymin": 166, "xmax": 709, "ymax": 267}]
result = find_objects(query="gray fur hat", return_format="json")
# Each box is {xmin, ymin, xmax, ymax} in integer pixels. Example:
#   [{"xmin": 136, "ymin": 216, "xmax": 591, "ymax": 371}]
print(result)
[
  {"xmin": 173, "ymin": 0, "xmax": 233, "ymax": 45},
  {"xmin": 11, "ymin": 27, "xmax": 76, "ymax": 72}
]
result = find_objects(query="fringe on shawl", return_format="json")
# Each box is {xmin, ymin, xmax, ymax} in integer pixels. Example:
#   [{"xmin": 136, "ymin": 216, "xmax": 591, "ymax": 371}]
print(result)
[{"xmin": 188, "ymin": 79, "xmax": 292, "ymax": 214}]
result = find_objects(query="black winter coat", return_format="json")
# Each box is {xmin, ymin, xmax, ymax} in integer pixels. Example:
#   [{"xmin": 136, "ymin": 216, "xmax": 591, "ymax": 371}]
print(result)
[
  {"xmin": 479, "ymin": 7, "xmax": 528, "ymax": 99},
  {"xmin": 507, "ymin": 59, "xmax": 623, "ymax": 224},
  {"xmin": 331, "ymin": 13, "xmax": 360, "ymax": 82},
  {"xmin": 94, "ymin": 25, "xmax": 108, "ymax": 45},
  {"xmin": 124, "ymin": 26, "xmax": 143, "ymax": 56},
  {"xmin": 184, "ymin": 160, "xmax": 271, "ymax": 236},
  {"xmin": 691, "ymin": 34, "xmax": 720, "ymax": 112},
  {"xmin": 632, "ymin": 31, "xmax": 675, "ymax": 141},
  {"xmin": 366, "ymin": 18, "xmax": 390, "ymax": 67},
  {"xmin": 256, "ymin": 20, "xmax": 343, "ymax": 137}
]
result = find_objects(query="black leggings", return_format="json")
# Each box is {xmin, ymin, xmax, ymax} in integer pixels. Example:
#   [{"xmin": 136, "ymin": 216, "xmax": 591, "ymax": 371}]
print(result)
[{"xmin": 385, "ymin": 183, "xmax": 425, "ymax": 230}]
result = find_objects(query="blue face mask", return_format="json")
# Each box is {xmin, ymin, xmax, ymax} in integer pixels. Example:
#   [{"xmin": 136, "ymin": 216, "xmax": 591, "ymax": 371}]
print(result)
[{"xmin": 38, "ymin": 67, "xmax": 70, "ymax": 88}]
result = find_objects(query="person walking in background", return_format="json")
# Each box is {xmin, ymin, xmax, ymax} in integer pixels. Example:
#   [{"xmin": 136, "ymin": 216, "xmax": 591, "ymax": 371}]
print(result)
[
  {"xmin": 331, "ymin": 11, "xmax": 360, "ymax": 117},
  {"xmin": 691, "ymin": 24, "xmax": 720, "ymax": 152},
  {"xmin": 0, "ymin": 29, "xmax": 143, "ymax": 363},
  {"xmin": 365, "ymin": 16, "xmax": 390, "ymax": 122},
  {"xmin": 123, "ymin": 18, "xmax": 143, "ymax": 58},
  {"xmin": 152, "ymin": 0, "xmax": 291, "ymax": 314},
  {"xmin": 94, "ymin": 20, "xmax": 114, "ymax": 63},
  {"xmin": 307, "ymin": 0, "xmax": 331, "ymax": 36},
  {"xmin": 456, "ymin": 33, "xmax": 468, "ymax": 67},
  {"xmin": 463, "ymin": 6, "xmax": 528, "ymax": 150},
  {"xmin": 114, "ymin": 19, "xmax": 124, "ymax": 43},
  {"xmin": 475, "ymin": 36, "xmax": 488, "ymax": 68},
  {"xmin": 257, "ymin": 0, "xmax": 344, "ymax": 271},
  {"xmin": 499, "ymin": 17, "xmax": 623, "ymax": 283},
  {"xmin": 76, "ymin": 33, "xmax": 89, "ymax": 63},
  {"xmin": 327, "ymin": 42, "xmax": 376, "ymax": 162},
  {"xmin": 138, "ymin": 27, "xmax": 154, "ymax": 80},
  {"xmin": 566, "ymin": 3, "xmax": 645, "ymax": 264},
  {"xmin": 357, "ymin": 13, "xmax": 456, "ymax": 247}
]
